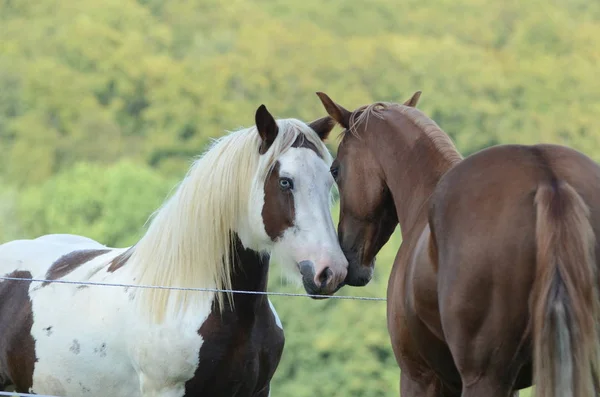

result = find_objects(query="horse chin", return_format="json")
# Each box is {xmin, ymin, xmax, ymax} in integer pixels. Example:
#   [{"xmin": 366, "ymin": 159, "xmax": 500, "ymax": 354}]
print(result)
[
  {"xmin": 303, "ymin": 282, "xmax": 346, "ymax": 299},
  {"xmin": 343, "ymin": 260, "xmax": 374, "ymax": 287}
]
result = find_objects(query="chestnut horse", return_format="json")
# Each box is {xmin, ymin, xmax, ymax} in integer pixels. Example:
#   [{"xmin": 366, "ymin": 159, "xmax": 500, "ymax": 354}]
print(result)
[
  {"xmin": 316, "ymin": 91, "xmax": 600, "ymax": 397},
  {"xmin": 0, "ymin": 104, "xmax": 348, "ymax": 397}
]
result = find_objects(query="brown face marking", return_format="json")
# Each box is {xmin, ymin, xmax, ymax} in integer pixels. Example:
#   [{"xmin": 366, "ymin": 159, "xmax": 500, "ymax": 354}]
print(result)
[
  {"xmin": 262, "ymin": 162, "xmax": 295, "ymax": 240},
  {"xmin": 107, "ymin": 247, "xmax": 134, "ymax": 273},
  {"xmin": 42, "ymin": 249, "xmax": 110, "ymax": 286},
  {"xmin": 0, "ymin": 270, "xmax": 36, "ymax": 393},
  {"xmin": 291, "ymin": 134, "xmax": 323, "ymax": 159}
]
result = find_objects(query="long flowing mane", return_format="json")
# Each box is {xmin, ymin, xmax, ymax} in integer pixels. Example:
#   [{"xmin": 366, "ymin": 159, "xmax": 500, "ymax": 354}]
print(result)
[
  {"xmin": 347, "ymin": 102, "xmax": 463, "ymax": 165},
  {"xmin": 129, "ymin": 119, "xmax": 332, "ymax": 323}
]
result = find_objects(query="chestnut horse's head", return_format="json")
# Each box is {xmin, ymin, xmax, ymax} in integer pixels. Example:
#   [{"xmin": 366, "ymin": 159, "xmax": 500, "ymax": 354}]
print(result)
[{"xmin": 314, "ymin": 91, "xmax": 424, "ymax": 287}]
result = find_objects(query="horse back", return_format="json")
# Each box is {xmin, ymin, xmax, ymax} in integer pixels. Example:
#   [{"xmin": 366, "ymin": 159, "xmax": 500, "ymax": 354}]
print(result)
[
  {"xmin": 0, "ymin": 234, "xmax": 110, "ymax": 277},
  {"xmin": 430, "ymin": 143, "xmax": 600, "ymax": 276}
]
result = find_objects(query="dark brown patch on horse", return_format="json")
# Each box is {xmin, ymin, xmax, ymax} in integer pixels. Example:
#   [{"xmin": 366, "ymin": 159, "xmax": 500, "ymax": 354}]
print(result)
[
  {"xmin": 262, "ymin": 162, "xmax": 295, "ymax": 240},
  {"xmin": 184, "ymin": 234, "xmax": 284, "ymax": 396},
  {"xmin": 42, "ymin": 249, "xmax": 110, "ymax": 286},
  {"xmin": 0, "ymin": 271, "xmax": 37, "ymax": 393},
  {"xmin": 291, "ymin": 134, "xmax": 323, "ymax": 159},
  {"xmin": 107, "ymin": 247, "xmax": 134, "ymax": 273}
]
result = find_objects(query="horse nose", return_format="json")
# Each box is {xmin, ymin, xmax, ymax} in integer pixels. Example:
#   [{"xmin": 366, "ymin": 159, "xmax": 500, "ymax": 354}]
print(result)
[
  {"xmin": 314, "ymin": 267, "xmax": 333, "ymax": 289},
  {"xmin": 299, "ymin": 259, "xmax": 347, "ymax": 297},
  {"xmin": 313, "ymin": 259, "xmax": 347, "ymax": 294}
]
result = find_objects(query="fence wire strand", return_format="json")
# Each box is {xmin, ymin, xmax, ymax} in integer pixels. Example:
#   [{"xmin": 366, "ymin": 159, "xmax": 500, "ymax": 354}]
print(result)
[
  {"xmin": 0, "ymin": 274, "xmax": 385, "ymax": 397},
  {"xmin": 0, "ymin": 276, "xmax": 387, "ymax": 301},
  {"xmin": 0, "ymin": 392, "xmax": 58, "ymax": 397}
]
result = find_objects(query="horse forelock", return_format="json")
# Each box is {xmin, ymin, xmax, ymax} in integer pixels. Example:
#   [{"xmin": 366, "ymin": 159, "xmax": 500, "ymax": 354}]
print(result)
[
  {"xmin": 342, "ymin": 102, "xmax": 391, "ymax": 139},
  {"xmin": 130, "ymin": 118, "xmax": 330, "ymax": 323}
]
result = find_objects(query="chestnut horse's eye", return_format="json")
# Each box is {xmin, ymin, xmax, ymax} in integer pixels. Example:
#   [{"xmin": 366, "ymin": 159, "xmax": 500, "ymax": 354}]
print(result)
[
  {"xmin": 330, "ymin": 167, "xmax": 339, "ymax": 180},
  {"xmin": 279, "ymin": 177, "xmax": 293, "ymax": 191}
]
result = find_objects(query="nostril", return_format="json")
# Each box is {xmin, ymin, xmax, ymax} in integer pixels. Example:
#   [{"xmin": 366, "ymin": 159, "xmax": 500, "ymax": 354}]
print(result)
[{"xmin": 315, "ymin": 267, "xmax": 333, "ymax": 289}]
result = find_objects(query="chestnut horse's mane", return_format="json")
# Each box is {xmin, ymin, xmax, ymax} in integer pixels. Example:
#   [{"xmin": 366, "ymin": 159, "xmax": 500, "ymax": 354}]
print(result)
[{"xmin": 346, "ymin": 101, "xmax": 463, "ymax": 165}]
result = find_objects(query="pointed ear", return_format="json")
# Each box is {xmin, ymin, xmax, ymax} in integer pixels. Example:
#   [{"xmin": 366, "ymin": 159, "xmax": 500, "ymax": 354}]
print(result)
[
  {"xmin": 315, "ymin": 92, "xmax": 352, "ymax": 129},
  {"xmin": 255, "ymin": 104, "xmax": 279, "ymax": 154},
  {"xmin": 403, "ymin": 91, "xmax": 422, "ymax": 107},
  {"xmin": 307, "ymin": 116, "xmax": 336, "ymax": 141}
]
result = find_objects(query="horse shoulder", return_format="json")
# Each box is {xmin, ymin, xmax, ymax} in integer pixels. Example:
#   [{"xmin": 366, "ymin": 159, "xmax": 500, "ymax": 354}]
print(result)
[
  {"xmin": 129, "ymin": 301, "xmax": 212, "ymax": 396},
  {"xmin": 180, "ymin": 297, "xmax": 285, "ymax": 396}
]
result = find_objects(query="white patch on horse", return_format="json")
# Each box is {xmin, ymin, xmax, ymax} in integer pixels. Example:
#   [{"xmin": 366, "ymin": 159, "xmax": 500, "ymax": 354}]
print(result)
[
  {"xmin": 19, "ymin": 238, "xmax": 213, "ymax": 397},
  {"xmin": 268, "ymin": 299, "xmax": 283, "ymax": 330}
]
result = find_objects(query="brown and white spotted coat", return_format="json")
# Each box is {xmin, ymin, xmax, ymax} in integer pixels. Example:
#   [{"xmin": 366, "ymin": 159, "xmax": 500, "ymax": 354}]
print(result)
[{"xmin": 0, "ymin": 105, "xmax": 347, "ymax": 397}]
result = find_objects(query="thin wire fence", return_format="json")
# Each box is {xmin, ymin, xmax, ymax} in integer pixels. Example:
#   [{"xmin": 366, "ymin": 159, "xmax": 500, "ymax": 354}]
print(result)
[
  {"xmin": 0, "ymin": 276, "xmax": 387, "ymax": 301},
  {"xmin": 0, "ymin": 274, "xmax": 385, "ymax": 397}
]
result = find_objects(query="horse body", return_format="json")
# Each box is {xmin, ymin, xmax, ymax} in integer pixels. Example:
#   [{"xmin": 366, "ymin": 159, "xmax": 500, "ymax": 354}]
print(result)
[
  {"xmin": 425, "ymin": 143, "xmax": 600, "ymax": 397},
  {"xmin": 0, "ymin": 236, "xmax": 150, "ymax": 397},
  {"xmin": 0, "ymin": 105, "xmax": 347, "ymax": 396},
  {"xmin": 316, "ymin": 91, "xmax": 600, "ymax": 397},
  {"xmin": 0, "ymin": 233, "xmax": 284, "ymax": 397}
]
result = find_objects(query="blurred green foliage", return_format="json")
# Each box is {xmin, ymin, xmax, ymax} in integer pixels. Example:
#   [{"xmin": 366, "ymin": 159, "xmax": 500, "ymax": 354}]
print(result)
[
  {"xmin": 1, "ymin": 0, "xmax": 598, "ymax": 394},
  {"xmin": 16, "ymin": 161, "xmax": 176, "ymax": 247}
]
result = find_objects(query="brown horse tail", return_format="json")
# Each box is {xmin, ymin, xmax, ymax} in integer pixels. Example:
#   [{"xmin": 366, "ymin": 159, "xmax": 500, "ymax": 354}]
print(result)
[{"xmin": 533, "ymin": 180, "xmax": 600, "ymax": 397}]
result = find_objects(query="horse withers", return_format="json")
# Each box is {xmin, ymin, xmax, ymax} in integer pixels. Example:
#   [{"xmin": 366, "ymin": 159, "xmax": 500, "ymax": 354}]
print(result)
[
  {"xmin": 0, "ymin": 104, "xmax": 348, "ymax": 397},
  {"xmin": 316, "ymin": 91, "xmax": 600, "ymax": 397}
]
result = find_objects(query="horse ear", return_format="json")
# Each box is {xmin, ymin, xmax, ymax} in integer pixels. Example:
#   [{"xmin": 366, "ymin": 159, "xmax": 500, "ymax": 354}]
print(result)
[
  {"xmin": 403, "ymin": 91, "xmax": 422, "ymax": 107},
  {"xmin": 307, "ymin": 116, "xmax": 336, "ymax": 141},
  {"xmin": 315, "ymin": 92, "xmax": 351, "ymax": 129},
  {"xmin": 255, "ymin": 104, "xmax": 279, "ymax": 154}
]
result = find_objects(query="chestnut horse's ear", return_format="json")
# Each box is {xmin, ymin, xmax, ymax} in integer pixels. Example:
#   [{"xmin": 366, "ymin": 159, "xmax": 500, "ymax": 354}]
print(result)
[
  {"xmin": 315, "ymin": 92, "xmax": 352, "ymax": 129},
  {"xmin": 307, "ymin": 116, "xmax": 336, "ymax": 141},
  {"xmin": 403, "ymin": 91, "xmax": 422, "ymax": 107},
  {"xmin": 255, "ymin": 104, "xmax": 279, "ymax": 154}
]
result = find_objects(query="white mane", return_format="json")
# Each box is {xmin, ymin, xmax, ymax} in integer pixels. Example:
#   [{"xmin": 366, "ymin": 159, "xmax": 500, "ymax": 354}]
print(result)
[{"xmin": 130, "ymin": 119, "xmax": 332, "ymax": 323}]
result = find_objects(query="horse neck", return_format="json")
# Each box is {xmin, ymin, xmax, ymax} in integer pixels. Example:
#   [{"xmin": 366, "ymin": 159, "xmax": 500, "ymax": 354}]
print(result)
[
  {"xmin": 227, "ymin": 233, "xmax": 271, "ymax": 310},
  {"xmin": 376, "ymin": 119, "xmax": 459, "ymax": 236}
]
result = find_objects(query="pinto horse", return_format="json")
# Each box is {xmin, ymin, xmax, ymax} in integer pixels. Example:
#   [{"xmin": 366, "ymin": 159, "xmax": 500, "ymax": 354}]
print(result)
[
  {"xmin": 316, "ymin": 91, "xmax": 600, "ymax": 397},
  {"xmin": 0, "ymin": 104, "xmax": 348, "ymax": 397}
]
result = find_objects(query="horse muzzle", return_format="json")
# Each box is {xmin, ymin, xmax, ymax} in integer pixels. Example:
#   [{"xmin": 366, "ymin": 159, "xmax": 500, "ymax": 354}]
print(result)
[{"xmin": 298, "ymin": 260, "xmax": 347, "ymax": 298}]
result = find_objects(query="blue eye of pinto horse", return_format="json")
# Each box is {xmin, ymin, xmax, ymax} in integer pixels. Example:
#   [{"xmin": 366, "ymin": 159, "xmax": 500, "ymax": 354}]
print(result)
[{"xmin": 279, "ymin": 177, "xmax": 293, "ymax": 190}]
